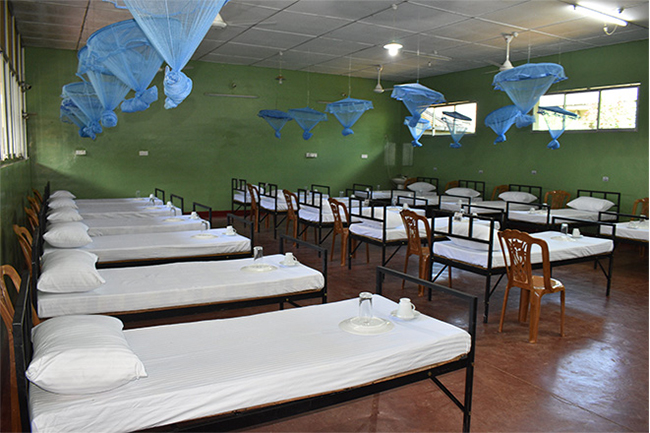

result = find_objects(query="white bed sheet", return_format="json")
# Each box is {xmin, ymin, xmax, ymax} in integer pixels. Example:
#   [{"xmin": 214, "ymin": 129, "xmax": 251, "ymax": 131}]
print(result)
[
  {"xmin": 233, "ymin": 191, "xmax": 252, "ymax": 204},
  {"xmin": 433, "ymin": 231, "xmax": 614, "ymax": 268},
  {"xmin": 350, "ymin": 216, "xmax": 451, "ymax": 241},
  {"xmin": 30, "ymin": 295, "xmax": 471, "ymax": 433},
  {"xmin": 261, "ymin": 195, "xmax": 288, "ymax": 212},
  {"xmin": 37, "ymin": 254, "xmax": 324, "ymax": 318},
  {"xmin": 43, "ymin": 229, "xmax": 251, "ymax": 263},
  {"xmin": 78, "ymin": 204, "xmax": 182, "ymax": 219},
  {"xmin": 508, "ymin": 208, "xmax": 617, "ymax": 224},
  {"xmin": 84, "ymin": 215, "xmax": 207, "ymax": 236},
  {"xmin": 440, "ymin": 196, "xmax": 483, "ymax": 212},
  {"xmin": 600, "ymin": 221, "xmax": 649, "ymax": 241},
  {"xmin": 462, "ymin": 200, "xmax": 531, "ymax": 214}
]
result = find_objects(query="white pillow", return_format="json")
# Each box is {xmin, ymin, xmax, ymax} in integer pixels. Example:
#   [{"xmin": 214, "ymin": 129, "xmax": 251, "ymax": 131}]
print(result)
[
  {"xmin": 448, "ymin": 220, "xmax": 500, "ymax": 251},
  {"xmin": 38, "ymin": 249, "xmax": 104, "ymax": 293},
  {"xmin": 567, "ymin": 196, "xmax": 615, "ymax": 212},
  {"xmin": 44, "ymin": 222, "xmax": 92, "ymax": 248},
  {"xmin": 445, "ymin": 187, "xmax": 481, "ymax": 198},
  {"xmin": 50, "ymin": 190, "xmax": 76, "ymax": 199},
  {"xmin": 407, "ymin": 181, "xmax": 436, "ymax": 193},
  {"xmin": 26, "ymin": 315, "xmax": 147, "ymax": 394},
  {"xmin": 47, "ymin": 207, "xmax": 83, "ymax": 223},
  {"xmin": 48, "ymin": 197, "xmax": 77, "ymax": 209},
  {"xmin": 499, "ymin": 191, "xmax": 537, "ymax": 203}
]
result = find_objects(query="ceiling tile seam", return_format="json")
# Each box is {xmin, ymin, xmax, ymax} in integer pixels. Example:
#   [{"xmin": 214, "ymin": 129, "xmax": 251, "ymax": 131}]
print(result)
[{"xmin": 75, "ymin": 0, "xmax": 92, "ymax": 51}]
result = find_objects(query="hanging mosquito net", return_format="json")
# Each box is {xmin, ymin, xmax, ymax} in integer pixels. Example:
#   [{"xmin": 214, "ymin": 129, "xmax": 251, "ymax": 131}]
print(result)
[
  {"xmin": 60, "ymin": 98, "xmax": 97, "ymax": 139},
  {"xmin": 492, "ymin": 63, "xmax": 567, "ymax": 126},
  {"xmin": 62, "ymin": 82, "xmax": 105, "ymax": 135},
  {"xmin": 404, "ymin": 116, "xmax": 430, "ymax": 147},
  {"xmin": 287, "ymin": 107, "xmax": 328, "ymax": 140},
  {"xmin": 258, "ymin": 109, "xmax": 293, "ymax": 139},
  {"xmin": 86, "ymin": 19, "xmax": 164, "ymax": 113},
  {"xmin": 537, "ymin": 106, "xmax": 578, "ymax": 150},
  {"xmin": 325, "ymin": 97, "xmax": 373, "ymax": 136},
  {"xmin": 440, "ymin": 111, "xmax": 472, "ymax": 148},
  {"xmin": 484, "ymin": 105, "xmax": 522, "ymax": 144},
  {"xmin": 108, "ymin": 0, "xmax": 230, "ymax": 109},
  {"xmin": 391, "ymin": 83, "xmax": 445, "ymax": 127},
  {"xmin": 77, "ymin": 46, "xmax": 130, "ymax": 128}
]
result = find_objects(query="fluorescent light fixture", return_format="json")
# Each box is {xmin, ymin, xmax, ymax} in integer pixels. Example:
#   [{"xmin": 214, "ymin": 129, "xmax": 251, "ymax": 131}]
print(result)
[
  {"xmin": 573, "ymin": 4, "xmax": 628, "ymax": 26},
  {"xmin": 383, "ymin": 42, "xmax": 403, "ymax": 56}
]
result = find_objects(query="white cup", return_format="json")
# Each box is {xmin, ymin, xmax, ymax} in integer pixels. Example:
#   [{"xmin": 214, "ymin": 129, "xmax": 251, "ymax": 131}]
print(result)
[
  {"xmin": 226, "ymin": 225, "xmax": 236, "ymax": 235},
  {"xmin": 190, "ymin": 211, "xmax": 199, "ymax": 219},
  {"xmin": 284, "ymin": 252, "xmax": 298, "ymax": 265},
  {"xmin": 572, "ymin": 228, "xmax": 581, "ymax": 238},
  {"xmin": 396, "ymin": 298, "xmax": 416, "ymax": 319}
]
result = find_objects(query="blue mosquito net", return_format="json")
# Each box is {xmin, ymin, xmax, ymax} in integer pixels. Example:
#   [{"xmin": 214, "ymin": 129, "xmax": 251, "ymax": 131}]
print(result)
[
  {"xmin": 77, "ymin": 46, "xmax": 130, "ymax": 128},
  {"xmin": 61, "ymin": 82, "xmax": 105, "ymax": 135},
  {"xmin": 404, "ymin": 116, "xmax": 430, "ymax": 147},
  {"xmin": 60, "ymin": 98, "xmax": 97, "ymax": 140},
  {"xmin": 391, "ymin": 83, "xmax": 445, "ymax": 127},
  {"xmin": 440, "ymin": 111, "xmax": 472, "ymax": 148},
  {"xmin": 484, "ymin": 105, "xmax": 522, "ymax": 144},
  {"xmin": 258, "ymin": 109, "xmax": 293, "ymax": 139},
  {"xmin": 492, "ymin": 63, "xmax": 567, "ymax": 126},
  {"xmin": 86, "ymin": 19, "xmax": 164, "ymax": 113},
  {"xmin": 325, "ymin": 97, "xmax": 373, "ymax": 136},
  {"xmin": 287, "ymin": 107, "xmax": 328, "ymax": 140},
  {"xmin": 537, "ymin": 106, "xmax": 578, "ymax": 150},
  {"xmin": 109, "ymin": 0, "xmax": 230, "ymax": 109}
]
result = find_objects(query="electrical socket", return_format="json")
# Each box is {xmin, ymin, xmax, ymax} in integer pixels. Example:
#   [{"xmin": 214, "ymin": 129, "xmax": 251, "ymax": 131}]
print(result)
[
  {"xmin": 305, "ymin": 152, "xmax": 317, "ymax": 158},
  {"xmin": 602, "ymin": 176, "xmax": 609, "ymax": 182},
  {"xmin": 75, "ymin": 149, "xmax": 86, "ymax": 156},
  {"xmin": 139, "ymin": 150, "xmax": 149, "ymax": 156},
  {"xmin": 531, "ymin": 170, "xmax": 537, "ymax": 175},
  {"xmin": 361, "ymin": 154, "xmax": 368, "ymax": 159},
  {"xmin": 478, "ymin": 169, "xmax": 483, "ymax": 174}
]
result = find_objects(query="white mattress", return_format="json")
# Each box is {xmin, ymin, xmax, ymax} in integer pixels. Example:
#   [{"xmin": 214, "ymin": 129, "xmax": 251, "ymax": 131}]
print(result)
[
  {"xmin": 75, "ymin": 197, "xmax": 163, "ymax": 207},
  {"xmin": 37, "ymin": 254, "xmax": 324, "ymax": 318},
  {"xmin": 462, "ymin": 200, "xmax": 531, "ymax": 214},
  {"xmin": 78, "ymin": 205, "xmax": 182, "ymax": 219},
  {"xmin": 508, "ymin": 208, "xmax": 617, "ymax": 224},
  {"xmin": 233, "ymin": 191, "xmax": 252, "ymax": 204},
  {"xmin": 43, "ymin": 229, "xmax": 251, "ymax": 263},
  {"xmin": 260, "ymin": 195, "xmax": 288, "ymax": 212},
  {"xmin": 84, "ymin": 215, "xmax": 207, "ymax": 236},
  {"xmin": 433, "ymin": 231, "xmax": 614, "ymax": 268},
  {"xmin": 350, "ymin": 216, "xmax": 450, "ymax": 242},
  {"xmin": 298, "ymin": 206, "xmax": 336, "ymax": 223},
  {"xmin": 440, "ymin": 196, "xmax": 483, "ymax": 212},
  {"xmin": 600, "ymin": 220, "xmax": 649, "ymax": 241},
  {"xmin": 29, "ymin": 295, "xmax": 471, "ymax": 433}
]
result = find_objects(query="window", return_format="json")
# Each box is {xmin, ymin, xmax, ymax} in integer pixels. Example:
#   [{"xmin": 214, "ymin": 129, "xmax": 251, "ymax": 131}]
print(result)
[
  {"xmin": 421, "ymin": 101, "xmax": 477, "ymax": 136},
  {"xmin": 533, "ymin": 84, "xmax": 639, "ymax": 132}
]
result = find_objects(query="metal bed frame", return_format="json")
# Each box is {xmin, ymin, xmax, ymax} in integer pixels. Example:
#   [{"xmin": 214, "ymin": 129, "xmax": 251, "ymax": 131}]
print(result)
[
  {"xmin": 460, "ymin": 183, "xmax": 543, "ymax": 227},
  {"xmin": 430, "ymin": 214, "xmax": 615, "ymax": 323},
  {"xmin": 597, "ymin": 211, "xmax": 649, "ymax": 246},
  {"xmin": 154, "ymin": 187, "xmax": 165, "ymax": 203},
  {"xmin": 11, "ymin": 266, "xmax": 475, "ymax": 433},
  {"xmin": 29, "ymin": 233, "xmax": 327, "ymax": 324},
  {"xmin": 230, "ymin": 177, "xmax": 250, "ymax": 217},
  {"xmin": 296, "ymin": 185, "xmax": 333, "ymax": 245},
  {"xmin": 259, "ymin": 182, "xmax": 288, "ymax": 239}
]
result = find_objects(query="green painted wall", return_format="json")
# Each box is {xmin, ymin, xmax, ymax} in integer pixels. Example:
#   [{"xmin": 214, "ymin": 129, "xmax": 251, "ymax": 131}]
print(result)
[
  {"xmin": 408, "ymin": 40, "xmax": 648, "ymax": 212},
  {"xmin": 25, "ymin": 48, "xmax": 401, "ymax": 211},
  {"xmin": 0, "ymin": 159, "xmax": 32, "ymax": 270}
]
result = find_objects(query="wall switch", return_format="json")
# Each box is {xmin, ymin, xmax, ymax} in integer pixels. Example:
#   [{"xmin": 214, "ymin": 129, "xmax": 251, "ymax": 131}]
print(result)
[
  {"xmin": 139, "ymin": 150, "xmax": 149, "ymax": 156},
  {"xmin": 478, "ymin": 169, "xmax": 483, "ymax": 174},
  {"xmin": 531, "ymin": 170, "xmax": 537, "ymax": 175},
  {"xmin": 602, "ymin": 176, "xmax": 609, "ymax": 182},
  {"xmin": 305, "ymin": 152, "xmax": 317, "ymax": 158},
  {"xmin": 361, "ymin": 154, "xmax": 368, "ymax": 159},
  {"xmin": 75, "ymin": 149, "xmax": 86, "ymax": 156},
  {"xmin": 433, "ymin": 167, "xmax": 437, "ymax": 171}
]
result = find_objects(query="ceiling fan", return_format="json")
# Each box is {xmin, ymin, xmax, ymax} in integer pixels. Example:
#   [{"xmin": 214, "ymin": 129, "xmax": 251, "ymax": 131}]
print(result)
[
  {"xmin": 373, "ymin": 66, "xmax": 393, "ymax": 94},
  {"xmin": 488, "ymin": 32, "xmax": 518, "ymax": 73},
  {"xmin": 211, "ymin": 13, "xmax": 277, "ymax": 29}
]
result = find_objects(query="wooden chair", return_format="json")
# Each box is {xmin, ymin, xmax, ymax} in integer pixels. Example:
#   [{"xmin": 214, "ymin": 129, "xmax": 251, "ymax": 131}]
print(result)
[
  {"xmin": 544, "ymin": 190, "xmax": 571, "ymax": 209},
  {"xmin": 1, "ymin": 265, "xmax": 39, "ymax": 326},
  {"xmin": 282, "ymin": 189, "xmax": 300, "ymax": 240},
  {"xmin": 402, "ymin": 177, "xmax": 418, "ymax": 189},
  {"xmin": 632, "ymin": 197, "xmax": 649, "ymax": 217},
  {"xmin": 400, "ymin": 209, "xmax": 432, "ymax": 297},
  {"xmin": 246, "ymin": 184, "xmax": 260, "ymax": 233},
  {"xmin": 0, "ymin": 266, "xmax": 22, "ymax": 433},
  {"xmin": 491, "ymin": 184, "xmax": 509, "ymax": 201},
  {"xmin": 328, "ymin": 198, "xmax": 368, "ymax": 266},
  {"xmin": 25, "ymin": 206, "xmax": 39, "ymax": 233},
  {"xmin": 32, "ymin": 188, "xmax": 43, "ymax": 204},
  {"xmin": 497, "ymin": 229, "xmax": 565, "ymax": 343},
  {"xmin": 444, "ymin": 180, "xmax": 459, "ymax": 191},
  {"xmin": 13, "ymin": 225, "xmax": 33, "ymax": 274},
  {"xmin": 27, "ymin": 195, "xmax": 41, "ymax": 213}
]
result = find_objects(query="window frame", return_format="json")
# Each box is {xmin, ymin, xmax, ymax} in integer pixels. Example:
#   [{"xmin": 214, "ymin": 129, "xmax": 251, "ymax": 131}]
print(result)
[{"xmin": 421, "ymin": 100, "xmax": 478, "ymax": 137}]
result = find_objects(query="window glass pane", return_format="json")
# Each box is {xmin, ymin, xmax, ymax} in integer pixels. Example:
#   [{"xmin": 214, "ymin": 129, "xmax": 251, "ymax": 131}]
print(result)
[
  {"xmin": 599, "ymin": 87, "xmax": 638, "ymax": 129},
  {"xmin": 533, "ymin": 94, "xmax": 565, "ymax": 130},
  {"xmin": 565, "ymin": 91, "xmax": 598, "ymax": 130},
  {"xmin": 422, "ymin": 102, "xmax": 477, "ymax": 136}
]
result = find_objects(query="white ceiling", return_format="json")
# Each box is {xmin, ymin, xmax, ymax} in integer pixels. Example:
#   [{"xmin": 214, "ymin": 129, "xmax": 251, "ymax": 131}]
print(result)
[{"xmin": 9, "ymin": 0, "xmax": 650, "ymax": 81}]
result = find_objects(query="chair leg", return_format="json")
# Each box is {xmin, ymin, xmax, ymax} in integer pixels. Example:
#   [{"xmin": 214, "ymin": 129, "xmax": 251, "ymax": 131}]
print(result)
[
  {"xmin": 417, "ymin": 255, "xmax": 427, "ymax": 297},
  {"xmin": 528, "ymin": 292, "xmax": 542, "ymax": 343},
  {"xmin": 402, "ymin": 252, "xmax": 411, "ymax": 291},
  {"xmin": 330, "ymin": 231, "xmax": 337, "ymax": 262},
  {"xmin": 365, "ymin": 243, "xmax": 370, "ymax": 263},
  {"xmin": 341, "ymin": 231, "xmax": 349, "ymax": 267},
  {"xmin": 560, "ymin": 290, "xmax": 565, "ymax": 337},
  {"xmin": 498, "ymin": 283, "xmax": 512, "ymax": 333}
]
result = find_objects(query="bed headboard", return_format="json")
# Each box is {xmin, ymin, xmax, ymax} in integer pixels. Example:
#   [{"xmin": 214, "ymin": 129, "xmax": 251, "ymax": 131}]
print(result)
[
  {"xmin": 154, "ymin": 188, "xmax": 165, "ymax": 203},
  {"xmin": 170, "ymin": 194, "xmax": 184, "ymax": 213},
  {"xmin": 577, "ymin": 189, "xmax": 621, "ymax": 212},
  {"xmin": 12, "ymin": 272, "xmax": 33, "ymax": 432},
  {"xmin": 509, "ymin": 184, "xmax": 543, "ymax": 204},
  {"xmin": 458, "ymin": 180, "xmax": 486, "ymax": 199}
]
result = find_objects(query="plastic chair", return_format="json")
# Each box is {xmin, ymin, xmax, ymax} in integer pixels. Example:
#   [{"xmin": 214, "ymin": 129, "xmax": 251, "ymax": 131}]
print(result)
[
  {"xmin": 498, "ymin": 229, "xmax": 565, "ymax": 343},
  {"xmin": 1, "ymin": 265, "xmax": 39, "ymax": 326},
  {"xmin": 32, "ymin": 188, "xmax": 43, "ymax": 204},
  {"xmin": 632, "ymin": 197, "xmax": 648, "ymax": 217},
  {"xmin": 282, "ymin": 189, "xmax": 300, "ymax": 240},
  {"xmin": 400, "ymin": 209, "xmax": 432, "ymax": 297},
  {"xmin": 13, "ymin": 225, "xmax": 33, "ymax": 275},
  {"xmin": 246, "ymin": 184, "xmax": 260, "ymax": 233},
  {"xmin": 491, "ymin": 184, "xmax": 510, "ymax": 201},
  {"xmin": 544, "ymin": 190, "xmax": 571, "ymax": 209},
  {"xmin": 444, "ymin": 180, "xmax": 459, "ymax": 191},
  {"xmin": 27, "ymin": 195, "xmax": 41, "ymax": 213},
  {"xmin": 328, "ymin": 198, "xmax": 368, "ymax": 266},
  {"xmin": 0, "ymin": 266, "xmax": 20, "ymax": 433}
]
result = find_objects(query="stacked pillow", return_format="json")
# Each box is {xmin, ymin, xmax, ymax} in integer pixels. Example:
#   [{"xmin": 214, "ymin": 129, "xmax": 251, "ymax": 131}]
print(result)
[
  {"xmin": 498, "ymin": 191, "xmax": 538, "ymax": 203},
  {"xmin": 567, "ymin": 196, "xmax": 615, "ymax": 212},
  {"xmin": 37, "ymin": 249, "xmax": 104, "ymax": 293},
  {"xmin": 406, "ymin": 181, "xmax": 436, "ymax": 193},
  {"xmin": 445, "ymin": 187, "xmax": 481, "ymax": 198},
  {"xmin": 43, "ymin": 222, "xmax": 92, "ymax": 248}
]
